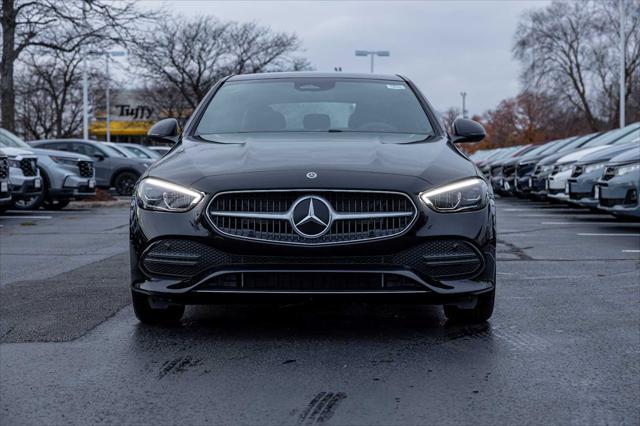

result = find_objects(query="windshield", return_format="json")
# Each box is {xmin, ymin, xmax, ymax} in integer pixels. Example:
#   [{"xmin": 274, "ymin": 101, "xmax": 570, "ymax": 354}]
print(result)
[
  {"xmin": 583, "ymin": 124, "xmax": 640, "ymax": 147},
  {"xmin": 195, "ymin": 78, "xmax": 434, "ymax": 139},
  {"xmin": 123, "ymin": 145, "xmax": 152, "ymax": 159},
  {"xmin": 612, "ymin": 127, "xmax": 640, "ymax": 145},
  {"xmin": 556, "ymin": 133, "xmax": 597, "ymax": 153},
  {"xmin": 0, "ymin": 128, "xmax": 31, "ymax": 148}
]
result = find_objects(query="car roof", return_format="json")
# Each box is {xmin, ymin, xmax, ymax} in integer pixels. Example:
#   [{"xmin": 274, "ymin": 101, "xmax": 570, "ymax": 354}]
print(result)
[{"xmin": 227, "ymin": 71, "xmax": 404, "ymax": 82}]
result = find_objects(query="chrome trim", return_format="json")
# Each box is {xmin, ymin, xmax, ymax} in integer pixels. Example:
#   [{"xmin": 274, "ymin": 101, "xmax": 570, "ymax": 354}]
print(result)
[
  {"xmin": 205, "ymin": 189, "xmax": 419, "ymax": 246},
  {"xmin": 196, "ymin": 290, "xmax": 428, "ymax": 294},
  {"xmin": 191, "ymin": 268, "xmax": 431, "ymax": 292}
]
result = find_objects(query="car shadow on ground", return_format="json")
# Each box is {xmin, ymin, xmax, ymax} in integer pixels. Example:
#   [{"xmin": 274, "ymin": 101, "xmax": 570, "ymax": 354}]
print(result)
[{"xmin": 131, "ymin": 302, "xmax": 495, "ymax": 348}]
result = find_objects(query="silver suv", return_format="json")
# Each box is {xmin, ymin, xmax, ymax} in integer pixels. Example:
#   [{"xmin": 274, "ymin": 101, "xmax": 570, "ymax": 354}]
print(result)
[
  {"xmin": 0, "ymin": 129, "xmax": 96, "ymax": 210},
  {"xmin": 30, "ymin": 139, "xmax": 151, "ymax": 195},
  {"xmin": 0, "ymin": 145, "xmax": 42, "ymax": 208}
]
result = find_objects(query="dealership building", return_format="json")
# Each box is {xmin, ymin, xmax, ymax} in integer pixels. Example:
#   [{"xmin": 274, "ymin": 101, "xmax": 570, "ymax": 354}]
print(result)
[{"xmin": 89, "ymin": 90, "xmax": 185, "ymax": 145}]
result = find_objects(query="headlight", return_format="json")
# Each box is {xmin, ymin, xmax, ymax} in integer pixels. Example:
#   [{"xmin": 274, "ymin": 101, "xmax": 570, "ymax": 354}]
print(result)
[
  {"xmin": 136, "ymin": 178, "xmax": 203, "ymax": 212},
  {"xmin": 50, "ymin": 156, "xmax": 78, "ymax": 166},
  {"xmin": 8, "ymin": 158, "xmax": 20, "ymax": 168},
  {"xmin": 584, "ymin": 162, "xmax": 606, "ymax": 174},
  {"xmin": 558, "ymin": 163, "xmax": 573, "ymax": 173},
  {"xmin": 617, "ymin": 162, "xmax": 640, "ymax": 176},
  {"xmin": 420, "ymin": 178, "xmax": 488, "ymax": 212},
  {"xmin": 540, "ymin": 164, "xmax": 554, "ymax": 173}
]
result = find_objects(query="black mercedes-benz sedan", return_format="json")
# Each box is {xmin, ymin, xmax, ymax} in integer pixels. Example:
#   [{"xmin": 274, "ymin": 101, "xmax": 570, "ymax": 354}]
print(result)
[{"xmin": 130, "ymin": 72, "xmax": 496, "ymax": 324}]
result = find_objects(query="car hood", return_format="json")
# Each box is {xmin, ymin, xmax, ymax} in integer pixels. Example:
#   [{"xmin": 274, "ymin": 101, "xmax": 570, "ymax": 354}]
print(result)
[
  {"xmin": 556, "ymin": 146, "xmax": 610, "ymax": 164},
  {"xmin": 0, "ymin": 146, "xmax": 36, "ymax": 158},
  {"xmin": 147, "ymin": 136, "xmax": 477, "ymax": 189},
  {"xmin": 576, "ymin": 143, "xmax": 638, "ymax": 165},
  {"xmin": 30, "ymin": 147, "xmax": 92, "ymax": 161}
]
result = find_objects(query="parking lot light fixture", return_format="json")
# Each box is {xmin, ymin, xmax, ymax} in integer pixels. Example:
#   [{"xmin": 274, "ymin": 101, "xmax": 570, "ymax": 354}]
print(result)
[{"xmin": 355, "ymin": 50, "xmax": 390, "ymax": 73}]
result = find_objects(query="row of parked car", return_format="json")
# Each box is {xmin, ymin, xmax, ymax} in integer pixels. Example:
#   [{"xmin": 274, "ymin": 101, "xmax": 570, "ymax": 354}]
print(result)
[
  {"xmin": 0, "ymin": 127, "xmax": 170, "ymax": 212},
  {"xmin": 471, "ymin": 122, "xmax": 640, "ymax": 218}
]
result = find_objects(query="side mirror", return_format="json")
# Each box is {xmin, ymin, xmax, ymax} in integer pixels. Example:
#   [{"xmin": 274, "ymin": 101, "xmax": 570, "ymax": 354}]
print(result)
[
  {"xmin": 94, "ymin": 153, "xmax": 105, "ymax": 162},
  {"xmin": 452, "ymin": 118, "xmax": 486, "ymax": 143},
  {"xmin": 148, "ymin": 118, "xmax": 180, "ymax": 144}
]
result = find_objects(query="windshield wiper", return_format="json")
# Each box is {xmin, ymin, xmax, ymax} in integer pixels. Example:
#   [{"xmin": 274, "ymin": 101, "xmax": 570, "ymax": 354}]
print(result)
[{"xmin": 327, "ymin": 129, "xmax": 343, "ymax": 133}]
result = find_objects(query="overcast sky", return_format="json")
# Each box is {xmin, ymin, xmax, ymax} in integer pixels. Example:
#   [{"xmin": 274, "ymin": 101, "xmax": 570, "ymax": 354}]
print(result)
[{"xmin": 139, "ymin": 0, "xmax": 550, "ymax": 115}]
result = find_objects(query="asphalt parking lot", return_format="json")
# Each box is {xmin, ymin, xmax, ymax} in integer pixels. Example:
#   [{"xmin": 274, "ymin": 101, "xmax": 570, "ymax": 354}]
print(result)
[{"xmin": 1, "ymin": 198, "xmax": 639, "ymax": 425}]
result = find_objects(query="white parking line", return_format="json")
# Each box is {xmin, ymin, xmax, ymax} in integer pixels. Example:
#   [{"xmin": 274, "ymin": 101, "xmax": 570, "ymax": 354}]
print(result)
[
  {"xmin": 578, "ymin": 233, "xmax": 640, "ymax": 237},
  {"xmin": 542, "ymin": 222, "xmax": 622, "ymax": 225},
  {"xmin": 622, "ymin": 250, "xmax": 640, "ymax": 253},
  {"xmin": 0, "ymin": 215, "xmax": 52, "ymax": 220}
]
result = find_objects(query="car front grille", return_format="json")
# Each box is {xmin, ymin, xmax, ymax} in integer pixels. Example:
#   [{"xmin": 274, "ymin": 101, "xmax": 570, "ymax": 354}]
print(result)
[
  {"xmin": 206, "ymin": 190, "xmax": 418, "ymax": 245},
  {"xmin": 141, "ymin": 238, "xmax": 484, "ymax": 281},
  {"xmin": 199, "ymin": 272, "xmax": 426, "ymax": 292},
  {"xmin": 0, "ymin": 158, "xmax": 8, "ymax": 179},
  {"xmin": 77, "ymin": 161, "xmax": 94, "ymax": 177},
  {"xmin": 599, "ymin": 197, "xmax": 627, "ymax": 207},
  {"xmin": 571, "ymin": 165, "xmax": 584, "ymax": 178},
  {"xmin": 602, "ymin": 167, "xmax": 616, "ymax": 181},
  {"xmin": 20, "ymin": 158, "xmax": 37, "ymax": 176},
  {"xmin": 502, "ymin": 165, "xmax": 516, "ymax": 177},
  {"xmin": 516, "ymin": 163, "xmax": 535, "ymax": 177}
]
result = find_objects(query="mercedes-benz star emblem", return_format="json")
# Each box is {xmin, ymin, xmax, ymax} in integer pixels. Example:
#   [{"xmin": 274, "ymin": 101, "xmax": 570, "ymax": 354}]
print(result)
[
  {"xmin": 306, "ymin": 172, "xmax": 318, "ymax": 179},
  {"xmin": 291, "ymin": 196, "xmax": 332, "ymax": 238}
]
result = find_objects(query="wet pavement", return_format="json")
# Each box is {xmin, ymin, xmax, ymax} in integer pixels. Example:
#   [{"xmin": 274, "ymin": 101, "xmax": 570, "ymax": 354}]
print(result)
[{"xmin": 1, "ymin": 198, "xmax": 639, "ymax": 425}]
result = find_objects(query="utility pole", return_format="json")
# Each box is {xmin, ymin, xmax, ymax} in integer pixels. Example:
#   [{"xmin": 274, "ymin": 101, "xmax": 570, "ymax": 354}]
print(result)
[
  {"xmin": 619, "ymin": 0, "xmax": 626, "ymax": 128},
  {"xmin": 460, "ymin": 92, "xmax": 468, "ymax": 118}
]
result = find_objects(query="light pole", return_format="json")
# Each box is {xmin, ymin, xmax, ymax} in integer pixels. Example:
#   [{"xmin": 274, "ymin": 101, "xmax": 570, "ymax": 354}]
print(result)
[
  {"xmin": 88, "ymin": 50, "xmax": 126, "ymax": 142},
  {"xmin": 82, "ymin": 58, "xmax": 89, "ymax": 140},
  {"xmin": 460, "ymin": 92, "xmax": 468, "ymax": 118},
  {"xmin": 619, "ymin": 0, "xmax": 626, "ymax": 128},
  {"xmin": 355, "ymin": 50, "xmax": 390, "ymax": 73}
]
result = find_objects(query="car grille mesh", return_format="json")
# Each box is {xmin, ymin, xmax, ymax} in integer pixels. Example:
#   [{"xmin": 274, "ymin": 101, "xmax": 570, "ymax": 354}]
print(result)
[
  {"xmin": 502, "ymin": 164, "xmax": 516, "ymax": 177},
  {"xmin": 516, "ymin": 163, "xmax": 535, "ymax": 177},
  {"xmin": 602, "ymin": 167, "xmax": 616, "ymax": 181},
  {"xmin": 0, "ymin": 158, "xmax": 8, "ymax": 179},
  {"xmin": 571, "ymin": 165, "xmax": 584, "ymax": 178},
  {"xmin": 199, "ymin": 272, "xmax": 425, "ymax": 292},
  {"xmin": 20, "ymin": 158, "xmax": 37, "ymax": 176},
  {"xmin": 141, "ymin": 238, "xmax": 484, "ymax": 282},
  {"xmin": 77, "ymin": 161, "xmax": 94, "ymax": 177},
  {"xmin": 207, "ymin": 190, "xmax": 417, "ymax": 245}
]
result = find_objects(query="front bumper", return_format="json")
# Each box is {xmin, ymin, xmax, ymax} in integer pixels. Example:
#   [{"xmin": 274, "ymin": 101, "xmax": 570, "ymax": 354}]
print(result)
[
  {"xmin": 131, "ymin": 189, "xmax": 496, "ymax": 303},
  {"xmin": 596, "ymin": 173, "xmax": 640, "ymax": 217},
  {"xmin": 9, "ymin": 169, "xmax": 42, "ymax": 200},
  {"xmin": 567, "ymin": 171, "xmax": 601, "ymax": 207},
  {"xmin": 48, "ymin": 175, "xmax": 96, "ymax": 200}
]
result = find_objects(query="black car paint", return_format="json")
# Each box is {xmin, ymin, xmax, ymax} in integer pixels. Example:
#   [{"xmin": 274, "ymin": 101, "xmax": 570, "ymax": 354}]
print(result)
[{"xmin": 130, "ymin": 73, "xmax": 496, "ymax": 307}]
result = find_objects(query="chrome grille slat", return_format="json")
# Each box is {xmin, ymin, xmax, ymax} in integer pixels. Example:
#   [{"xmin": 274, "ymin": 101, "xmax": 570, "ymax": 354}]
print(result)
[{"xmin": 206, "ymin": 190, "xmax": 418, "ymax": 245}]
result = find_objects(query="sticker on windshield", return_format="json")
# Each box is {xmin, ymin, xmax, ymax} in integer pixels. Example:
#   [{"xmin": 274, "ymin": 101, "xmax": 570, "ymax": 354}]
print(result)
[{"xmin": 386, "ymin": 84, "xmax": 406, "ymax": 90}]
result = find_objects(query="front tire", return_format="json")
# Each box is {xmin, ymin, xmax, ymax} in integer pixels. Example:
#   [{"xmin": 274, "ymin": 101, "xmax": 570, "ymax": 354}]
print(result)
[
  {"xmin": 444, "ymin": 289, "xmax": 495, "ymax": 323},
  {"xmin": 131, "ymin": 291, "xmax": 184, "ymax": 324},
  {"xmin": 113, "ymin": 171, "xmax": 139, "ymax": 196}
]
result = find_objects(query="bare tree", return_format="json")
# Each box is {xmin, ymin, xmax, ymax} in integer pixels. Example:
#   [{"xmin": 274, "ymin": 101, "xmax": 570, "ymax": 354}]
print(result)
[
  {"xmin": 440, "ymin": 107, "xmax": 461, "ymax": 134},
  {"xmin": 130, "ymin": 15, "xmax": 311, "ymax": 111},
  {"xmin": 15, "ymin": 49, "xmax": 107, "ymax": 139},
  {"xmin": 513, "ymin": 0, "xmax": 640, "ymax": 131},
  {"xmin": 1, "ymin": 0, "xmax": 152, "ymax": 132}
]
